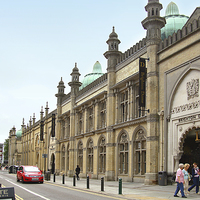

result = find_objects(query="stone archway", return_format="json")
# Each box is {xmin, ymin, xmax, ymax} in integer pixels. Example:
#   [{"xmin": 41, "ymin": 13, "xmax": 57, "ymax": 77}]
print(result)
[{"xmin": 178, "ymin": 126, "xmax": 200, "ymax": 173}]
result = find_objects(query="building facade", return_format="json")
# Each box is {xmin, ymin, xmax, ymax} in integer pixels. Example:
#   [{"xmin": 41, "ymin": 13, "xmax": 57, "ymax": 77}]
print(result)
[{"xmin": 8, "ymin": 1, "xmax": 200, "ymax": 184}]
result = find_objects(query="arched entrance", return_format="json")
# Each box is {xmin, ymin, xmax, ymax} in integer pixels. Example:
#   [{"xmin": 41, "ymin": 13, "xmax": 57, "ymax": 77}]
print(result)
[
  {"xmin": 179, "ymin": 127, "xmax": 200, "ymax": 172},
  {"xmin": 51, "ymin": 154, "xmax": 55, "ymax": 174}
]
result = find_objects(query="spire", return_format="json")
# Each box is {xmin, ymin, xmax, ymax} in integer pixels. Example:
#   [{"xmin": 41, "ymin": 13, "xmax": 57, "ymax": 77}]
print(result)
[
  {"xmin": 70, "ymin": 63, "xmax": 81, "ymax": 83},
  {"xmin": 40, "ymin": 106, "xmax": 44, "ymax": 120},
  {"xmin": 45, "ymin": 101, "xmax": 49, "ymax": 117},
  {"xmin": 105, "ymin": 26, "xmax": 121, "ymax": 52},
  {"xmin": 57, "ymin": 77, "xmax": 65, "ymax": 95}
]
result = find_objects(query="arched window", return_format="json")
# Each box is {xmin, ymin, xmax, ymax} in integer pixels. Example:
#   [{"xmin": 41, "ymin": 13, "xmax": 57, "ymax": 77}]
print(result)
[
  {"xmin": 134, "ymin": 129, "xmax": 146, "ymax": 175},
  {"xmin": 87, "ymin": 139, "xmax": 93, "ymax": 172},
  {"xmin": 61, "ymin": 145, "xmax": 65, "ymax": 171},
  {"xmin": 98, "ymin": 137, "xmax": 106, "ymax": 173},
  {"xmin": 77, "ymin": 141, "xmax": 83, "ymax": 171},
  {"xmin": 118, "ymin": 133, "xmax": 129, "ymax": 174}
]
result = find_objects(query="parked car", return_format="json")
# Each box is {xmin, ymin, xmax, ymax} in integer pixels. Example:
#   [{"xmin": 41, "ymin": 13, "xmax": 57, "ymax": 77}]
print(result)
[
  {"xmin": 17, "ymin": 165, "xmax": 44, "ymax": 183},
  {"xmin": 9, "ymin": 165, "xmax": 18, "ymax": 174}
]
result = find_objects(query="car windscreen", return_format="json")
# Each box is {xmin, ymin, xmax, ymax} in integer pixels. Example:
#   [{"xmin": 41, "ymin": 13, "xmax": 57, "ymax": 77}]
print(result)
[{"xmin": 24, "ymin": 167, "xmax": 40, "ymax": 172}]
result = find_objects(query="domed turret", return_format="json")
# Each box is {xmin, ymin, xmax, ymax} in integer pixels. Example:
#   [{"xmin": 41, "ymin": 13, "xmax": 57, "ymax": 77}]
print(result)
[
  {"xmin": 16, "ymin": 128, "xmax": 22, "ymax": 138},
  {"xmin": 79, "ymin": 61, "xmax": 104, "ymax": 90},
  {"xmin": 161, "ymin": 2, "xmax": 189, "ymax": 40}
]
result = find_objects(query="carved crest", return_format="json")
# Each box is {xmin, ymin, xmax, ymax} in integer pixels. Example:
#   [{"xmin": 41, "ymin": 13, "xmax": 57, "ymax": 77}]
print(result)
[
  {"xmin": 120, "ymin": 133, "xmax": 128, "ymax": 143},
  {"xmin": 187, "ymin": 79, "xmax": 199, "ymax": 100}
]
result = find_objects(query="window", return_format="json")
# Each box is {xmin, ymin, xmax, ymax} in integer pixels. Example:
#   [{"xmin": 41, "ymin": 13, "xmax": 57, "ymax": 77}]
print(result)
[
  {"xmin": 98, "ymin": 137, "xmax": 106, "ymax": 173},
  {"xmin": 99, "ymin": 101, "xmax": 106, "ymax": 128},
  {"xmin": 87, "ymin": 139, "xmax": 93, "ymax": 172},
  {"xmin": 61, "ymin": 145, "xmax": 65, "ymax": 171},
  {"xmin": 78, "ymin": 141, "xmax": 83, "ymax": 171},
  {"xmin": 79, "ymin": 112, "xmax": 83, "ymax": 134},
  {"xmin": 134, "ymin": 130, "xmax": 146, "ymax": 175},
  {"xmin": 61, "ymin": 120, "xmax": 65, "ymax": 139},
  {"xmin": 120, "ymin": 91, "xmax": 128, "ymax": 122},
  {"xmin": 88, "ymin": 107, "xmax": 94, "ymax": 132},
  {"xmin": 118, "ymin": 133, "xmax": 128, "ymax": 174},
  {"xmin": 66, "ymin": 117, "xmax": 70, "ymax": 137},
  {"xmin": 66, "ymin": 144, "xmax": 69, "ymax": 172}
]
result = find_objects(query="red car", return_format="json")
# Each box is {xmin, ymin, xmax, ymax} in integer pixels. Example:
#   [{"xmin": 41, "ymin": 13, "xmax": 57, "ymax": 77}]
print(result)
[{"xmin": 17, "ymin": 165, "xmax": 44, "ymax": 183}]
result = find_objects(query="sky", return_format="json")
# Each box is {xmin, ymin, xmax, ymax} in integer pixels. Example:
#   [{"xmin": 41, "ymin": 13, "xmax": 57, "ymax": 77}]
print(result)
[{"xmin": 0, "ymin": 0, "xmax": 199, "ymax": 144}]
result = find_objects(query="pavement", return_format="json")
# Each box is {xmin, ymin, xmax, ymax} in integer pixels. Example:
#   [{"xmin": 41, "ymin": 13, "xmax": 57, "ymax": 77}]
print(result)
[{"xmin": 45, "ymin": 174, "xmax": 200, "ymax": 200}]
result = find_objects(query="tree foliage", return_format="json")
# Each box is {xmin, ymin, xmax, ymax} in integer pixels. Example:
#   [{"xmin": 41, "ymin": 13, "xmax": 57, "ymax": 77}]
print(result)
[{"xmin": 4, "ymin": 139, "xmax": 9, "ymax": 161}]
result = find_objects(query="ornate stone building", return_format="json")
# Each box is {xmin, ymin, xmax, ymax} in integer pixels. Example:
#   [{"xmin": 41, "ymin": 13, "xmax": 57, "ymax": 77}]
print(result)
[{"xmin": 8, "ymin": 1, "xmax": 200, "ymax": 184}]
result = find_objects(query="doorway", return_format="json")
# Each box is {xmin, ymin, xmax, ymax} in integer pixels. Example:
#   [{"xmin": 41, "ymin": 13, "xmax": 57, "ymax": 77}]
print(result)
[
  {"xmin": 51, "ymin": 154, "xmax": 55, "ymax": 174},
  {"xmin": 179, "ymin": 129, "xmax": 200, "ymax": 173}
]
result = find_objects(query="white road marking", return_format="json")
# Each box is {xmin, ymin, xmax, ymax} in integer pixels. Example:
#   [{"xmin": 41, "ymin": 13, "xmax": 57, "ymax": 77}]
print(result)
[{"xmin": 5, "ymin": 179, "xmax": 50, "ymax": 200}]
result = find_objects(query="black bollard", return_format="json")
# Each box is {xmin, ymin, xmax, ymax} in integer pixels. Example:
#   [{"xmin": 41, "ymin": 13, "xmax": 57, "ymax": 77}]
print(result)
[
  {"xmin": 62, "ymin": 174, "xmax": 65, "ymax": 184},
  {"xmin": 53, "ymin": 173, "xmax": 56, "ymax": 182},
  {"xmin": 87, "ymin": 175, "xmax": 89, "ymax": 189},
  {"xmin": 119, "ymin": 178, "xmax": 122, "ymax": 194},
  {"xmin": 73, "ymin": 175, "xmax": 76, "ymax": 186},
  {"xmin": 101, "ymin": 177, "xmax": 104, "ymax": 191}
]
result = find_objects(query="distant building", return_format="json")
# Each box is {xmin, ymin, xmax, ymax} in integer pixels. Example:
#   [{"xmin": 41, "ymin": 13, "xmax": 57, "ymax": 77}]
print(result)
[{"xmin": 8, "ymin": 1, "xmax": 200, "ymax": 184}]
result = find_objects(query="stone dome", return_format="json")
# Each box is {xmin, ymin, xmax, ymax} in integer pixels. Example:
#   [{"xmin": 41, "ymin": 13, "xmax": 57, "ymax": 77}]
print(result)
[
  {"xmin": 16, "ymin": 128, "xmax": 22, "ymax": 138},
  {"xmin": 161, "ymin": 2, "xmax": 189, "ymax": 40},
  {"xmin": 79, "ymin": 61, "xmax": 104, "ymax": 90}
]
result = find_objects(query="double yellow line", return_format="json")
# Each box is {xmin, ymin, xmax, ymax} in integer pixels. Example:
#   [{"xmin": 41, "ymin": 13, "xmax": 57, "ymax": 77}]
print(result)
[{"xmin": 1, "ymin": 184, "xmax": 23, "ymax": 200}]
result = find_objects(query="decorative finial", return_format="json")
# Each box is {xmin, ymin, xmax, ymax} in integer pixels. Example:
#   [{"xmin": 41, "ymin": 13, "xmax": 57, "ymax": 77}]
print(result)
[
  {"xmin": 112, "ymin": 26, "xmax": 115, "ymax": 32},
  {"xmin": 41, "ymin": 106, "xmax": 43, "ymax": 112},
  {"xmin": 33, "ymin": 113, "xmax": 35, "ymax": 118},
  {"xmin": 46, "ymin": 102, "xmax": 48, "ymax": 108}
]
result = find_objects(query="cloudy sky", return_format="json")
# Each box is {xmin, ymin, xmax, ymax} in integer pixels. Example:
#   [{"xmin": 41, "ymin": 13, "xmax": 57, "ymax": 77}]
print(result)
[{"xmin": 0, "ymin": 0, "xmax": 199, "ymax": 144}]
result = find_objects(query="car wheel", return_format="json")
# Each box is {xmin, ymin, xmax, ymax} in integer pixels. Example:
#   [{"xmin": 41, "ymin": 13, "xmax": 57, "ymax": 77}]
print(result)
[
  {"xmin": 22, "ymin": 177, "xmax": 24, "ymax": 183},
  {"xmin": 17, "ymin": 176, "xmax": 19, "ymax": 182},
  {"xmin": 40, "ymin": 181, "xmax": 44, "ymax": 184}
]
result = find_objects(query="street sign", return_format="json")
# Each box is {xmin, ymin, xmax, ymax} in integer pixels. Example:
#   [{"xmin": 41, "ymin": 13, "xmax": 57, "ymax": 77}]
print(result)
[
  {"xmin": 0, "ymin": 187, "xmax": 15, "ymax": 200},
  {"xmin": 42, "ymin": 154, "xmax": 48, "ymax": 158}
]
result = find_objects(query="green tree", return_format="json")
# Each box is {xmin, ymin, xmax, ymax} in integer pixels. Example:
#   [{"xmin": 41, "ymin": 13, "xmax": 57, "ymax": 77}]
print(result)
[{"xmin": 4, "ymin": 139, "xmax": 9, "ymax": 162}]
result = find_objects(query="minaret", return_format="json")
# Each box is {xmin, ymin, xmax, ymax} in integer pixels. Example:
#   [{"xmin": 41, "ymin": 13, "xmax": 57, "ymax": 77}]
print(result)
[
  {"xmin": 104, "ymin": 27, "xmax": 121, "ymax": 181},
  {"xmin": 55, "ymin": 78, "xmax": 66, "ymax": 174},
  {"xmin": 142, "ymin": 0, "xmax": 166, "ymax": 185},
  {"xmin": 68, "ymin": 63, "xmax": 82, "ymax": 176},
  {"xmin": 55, "ymin": 77, "xmax": 66, "ymax": 116}
]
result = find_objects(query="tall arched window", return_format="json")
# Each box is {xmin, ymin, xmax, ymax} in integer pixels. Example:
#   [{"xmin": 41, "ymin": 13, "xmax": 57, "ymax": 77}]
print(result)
[
  {"xmin": 77, "ymin": 141, "xmax": 83, "ymax": 171},
  {"xmin": 87, "ymin": 139, "xmax": 93, "ymax": 172},
  {"xmin": 98, "ymin": 137, "xmax": 106, "ymax": 173},
  {"xmin": 61, "ymin": 145, "xmax": 65, "ymax": 172},
  {"xmin": 134, "ymin": 129, "xmax": 146, "ymax": 175},
  {"xmin": 118, "ymin": 133, "xmax": 129, "ymax": 174}
]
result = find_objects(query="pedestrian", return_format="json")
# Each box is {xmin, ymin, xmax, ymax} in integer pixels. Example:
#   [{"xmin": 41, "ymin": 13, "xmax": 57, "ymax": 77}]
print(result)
[
  {"xmin": 75, "ymin": 165, "xmax": 80, "ymax": 180},
  {"xmin": 174, "ymin": 163, "xmax": 187, "ymax": 198},
  {"xmin": 188, "ymin": 162, "xmax": 200, "ymax": 194},
  {"xmin": 182, "ymin": 163, "xmax": 190, "ymax": 196}
]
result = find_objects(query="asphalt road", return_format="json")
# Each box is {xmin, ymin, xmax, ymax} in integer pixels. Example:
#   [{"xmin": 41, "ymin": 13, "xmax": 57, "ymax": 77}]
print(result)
[{"xmin": 0, "ymin": 171, "xmax": 122, "ymax": 200}]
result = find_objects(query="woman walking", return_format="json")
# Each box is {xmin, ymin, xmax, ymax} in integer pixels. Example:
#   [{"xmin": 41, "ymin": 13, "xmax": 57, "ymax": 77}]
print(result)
[
  {"xmin": 182, "ymin": 163, "xmax": 190, "ymax": 196},
  {"xmin": 188, "ymin": 162, "xmax": 200, "ymax": 194},
  {"xmin": 174, "ymin": 163, "xmax": 187, "ymax": 198}
]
